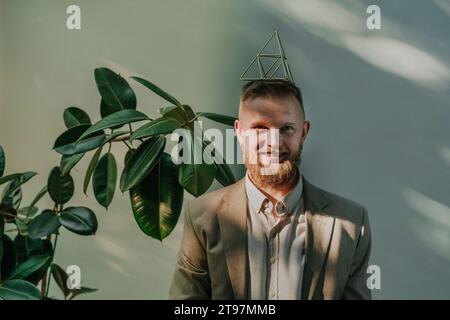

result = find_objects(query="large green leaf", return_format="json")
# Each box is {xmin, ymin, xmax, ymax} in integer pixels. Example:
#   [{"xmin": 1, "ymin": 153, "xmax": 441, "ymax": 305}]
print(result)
[
  {"xmin": 12, "ymin": 235, "xmax": 52, "ymax": 285},
  {"xmin": 54, "ymin": 134, "xmax": 106, "ymax": 156},
  {"xmin": 124, "ymin": 148, "xmax": 135, "ymax": 164},
  {"xmin": 60, "ymin": 153, "xmax": 84, "ymax": 176},
  {"xmin": 53, "ymin": 124, "xmax": 91, "ymax": 148},
  {"xmin": 47, "ymin": 167, "xmax": 74, "ymax": 205},
  {"xmin": 120, "ymin": 136, "xmax": 166, "ymax": 192},
  {"xmin": 94, "ymin": 68, "xmax": 136, "ymax": 111},
  {"xmin": 182, "ymin": 105, "xmax": 196, "ymax": 121},
  {"xmin": 100, "ymin": 99, "xmax": 128, "ymax": 130},
  {"xmin": 51, "ymin": 263, "xmax": 70, "ymax": 298},
  {"xmin": 131, "ymin": 76, "xmax": 182, "ymax": 107},
  {"xmin": 178, "ymin": 133, "xmax": 216, "ymax": 197},
  {"xmin": 7, "ymin": 254, "xmax": 51, "ymax": 280},
  {"xmin": 0, "ymin": 145, "xmax": 4, "ymax": 178},
  {"xmin": 197, "ymin": 112, "xmax": 237, "ymax": 126},
  {"xmin": 100, "ymin": 98, "xmax": 121, "ymax": 118},
  {"xmin": 178, "ymin": 164, "xmax": 215, "ymax": 197},
  {"xmin": 159, "ymin": 105, "xmax": 195, "ymax": 128},
  {"xmin": 1, "ymin": 172, "xmax": 36, "ymax": 201},
  {"xmin": 63, "ymin": 107, "xmax": 91, "ymax": 129},
  {"xmin": 129, "ymin": 117, "xmax": 181, "ymax": 142},
  {"xmin": 59, "ymin": 207, "xmax": 98, "ymax": 236},
  {"xmin": 93, "ymin": 153, "xmax": 117, "ymax": 209},
  {"xmin": 0, "ymin": 279, "xmax": 41, "ymax": 300},
  {"xmin": 27, "ymin": 210, "xmax": 61, "ymax": 239},
  {"xmin": 159, "ymin": 105, "xmax": 178, "ymax": 115},
  {"xmin": 53, "ymin": 124, "xmax": 105, "ymax": 156},
  {"xmin": 13, "ymin": 235, "xmax": 52, "ymax": 264},
  {"xmin": 83, "ymin": 146, "xmax": 103, "ymax": 194},
  {"xmin": 1, "ymin": 185, "xmax": 22, "ymax": 212},
  {"xmin": 0, "ymin": 173, "xmax": 22, "ymax": 186},
  {"xmin": 78, "ymin": 109, "xmax": 149, "ymax": 141},
  {"xmin": 130, "ymin": 153, "xmax": 183, "ymax": 240}
]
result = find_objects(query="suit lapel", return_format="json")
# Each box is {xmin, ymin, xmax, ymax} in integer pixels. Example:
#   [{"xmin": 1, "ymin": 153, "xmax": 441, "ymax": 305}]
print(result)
[
  {"xmin": 217, "ymin": 179, "xmax": 249, "ymax": 299},
  {"xmin": 301, "ymin": 177, "xmax": 336, "ymax": 299}
]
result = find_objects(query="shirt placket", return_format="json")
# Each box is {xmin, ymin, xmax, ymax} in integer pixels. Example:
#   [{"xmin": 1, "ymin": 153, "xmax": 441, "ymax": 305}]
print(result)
[{"xmin": 263, "ymin": 201, "xmax": 288, "ymax": 300}]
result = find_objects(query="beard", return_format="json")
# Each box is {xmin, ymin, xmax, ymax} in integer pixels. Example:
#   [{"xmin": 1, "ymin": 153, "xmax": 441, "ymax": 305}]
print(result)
[{"xmin": 245, "ymin": 143, "xmax": 303, "ymax": 188}]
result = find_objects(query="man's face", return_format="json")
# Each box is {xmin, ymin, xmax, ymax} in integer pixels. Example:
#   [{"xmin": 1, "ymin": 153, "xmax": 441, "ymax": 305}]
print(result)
[{"xmin": 235, "ymin": 94, "xmax": 310, "ymax": 188}]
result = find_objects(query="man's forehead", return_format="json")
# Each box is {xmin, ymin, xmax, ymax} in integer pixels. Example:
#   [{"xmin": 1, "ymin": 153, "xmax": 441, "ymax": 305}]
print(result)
[{"xmin": 239, "ymin": 96, "xmax": 302, "ymax": 123}]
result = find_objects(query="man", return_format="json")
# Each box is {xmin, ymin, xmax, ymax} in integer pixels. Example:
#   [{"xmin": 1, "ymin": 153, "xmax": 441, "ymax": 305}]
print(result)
[{"xmin": 169, "ymin": 80, "xmax": 372, "ymax": 300}]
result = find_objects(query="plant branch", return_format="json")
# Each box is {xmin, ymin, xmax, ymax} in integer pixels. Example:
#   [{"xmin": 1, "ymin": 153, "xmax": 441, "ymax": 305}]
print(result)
[
  {"xmin": 122, "ymin": 140, "xmax": 132, "ymax": 150},
  {"xmin": 40, "ymin": 234, "xmax": 52, "ymax": 297},
  {"xmin": 44, "ymin": 234, "xmax": 59, "ymax": 298},
  {"xmin": 112, "ymin": 135, "xmax": 131, "ymax": 142}
]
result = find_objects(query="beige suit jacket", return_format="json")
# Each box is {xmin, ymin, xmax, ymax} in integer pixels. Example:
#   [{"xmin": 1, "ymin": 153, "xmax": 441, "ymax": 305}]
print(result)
[{"xmin": 169, "ymin": 176, "xmax": 372, "ymax": 300}]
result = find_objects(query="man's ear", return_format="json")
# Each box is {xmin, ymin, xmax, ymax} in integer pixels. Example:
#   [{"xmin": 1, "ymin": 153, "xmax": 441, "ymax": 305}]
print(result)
[
  {"xmin": 234, "ymin": 119, "xmax": 241, "ymax": 144},
  {"xmin": 301, "ymin": 120, "xmax": 311, "ymax": 144}
]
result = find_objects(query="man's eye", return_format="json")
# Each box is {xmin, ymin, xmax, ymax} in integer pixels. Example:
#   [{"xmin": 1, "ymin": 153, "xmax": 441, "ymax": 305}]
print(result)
[{"xmin": 280, "ymin": 126, "xmax": 294, "ymax": 133}]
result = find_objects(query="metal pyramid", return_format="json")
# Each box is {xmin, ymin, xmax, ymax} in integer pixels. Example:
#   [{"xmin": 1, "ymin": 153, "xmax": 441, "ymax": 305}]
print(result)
[{"xmin": 240, "ymin": 31, "xmax": 294, "ymax": 83}]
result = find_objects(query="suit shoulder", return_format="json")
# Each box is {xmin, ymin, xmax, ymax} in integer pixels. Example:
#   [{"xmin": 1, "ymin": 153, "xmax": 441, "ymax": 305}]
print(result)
[
  {"xmin": 185, "ymin": 182, "xmax": 240, "ymax": 223},
  {"xmin": 314, "ymin": 184, "xmax": 368, "ymax": 225}
]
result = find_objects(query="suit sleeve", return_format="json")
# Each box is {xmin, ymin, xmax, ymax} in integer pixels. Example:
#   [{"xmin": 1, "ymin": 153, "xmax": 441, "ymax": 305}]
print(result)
[
  {"xmin": 169, "ymin": 202, "xmax": 211, "ymax": 299},
  {"xmin": 342, "ymin": 206, "xmax": 372, "ymax": 300}
]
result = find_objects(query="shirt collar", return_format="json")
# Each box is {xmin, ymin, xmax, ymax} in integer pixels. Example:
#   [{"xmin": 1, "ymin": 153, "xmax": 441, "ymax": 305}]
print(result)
[{"xmin": 245, "ymin": 170, "xmax": 303, "ymax": 216}]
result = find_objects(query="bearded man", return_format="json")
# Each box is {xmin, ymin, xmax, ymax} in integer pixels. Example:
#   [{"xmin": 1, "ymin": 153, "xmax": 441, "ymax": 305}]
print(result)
[{"xmin": 169, "ymin": 80, "xmax": 372, "ymax": 300}]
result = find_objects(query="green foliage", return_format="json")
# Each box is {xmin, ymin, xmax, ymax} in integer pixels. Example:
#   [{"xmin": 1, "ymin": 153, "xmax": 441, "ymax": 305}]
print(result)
[
  {"xmin": 130, "ymin": 153, "xmax": 183, "ymax": 240},
  {"xmin": 59, "ymin": 207, "xmax": 98, "ymax": 236},
  {"xmin": 0, "ymin": 66, "xmax": 237, "ymax": 299},
  {"xmin": 93, "ymin": 153, "xmax": 117, "ymax": 209},
  {"xmin": 63, "ymin": 107, "xmax": 91, "ymax": 128},
  {"xmin": 120, "ymin": 136, "xmax": 166, "ymax": 192},
  {"xmin": 47, "ymin": 167, "xmax": 74, "ymax": 205}
]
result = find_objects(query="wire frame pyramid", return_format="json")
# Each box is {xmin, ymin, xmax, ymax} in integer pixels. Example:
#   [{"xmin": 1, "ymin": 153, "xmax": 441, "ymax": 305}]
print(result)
[{"xmin": 240, "ymin": 31, "xmax": 295, "ymax": 83}]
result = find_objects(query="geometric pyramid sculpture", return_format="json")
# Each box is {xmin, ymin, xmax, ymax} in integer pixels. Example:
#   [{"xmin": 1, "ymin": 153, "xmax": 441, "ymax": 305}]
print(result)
[{"xmin": 240, "ymin": 30, "xmax": 295, "ymax": 83}]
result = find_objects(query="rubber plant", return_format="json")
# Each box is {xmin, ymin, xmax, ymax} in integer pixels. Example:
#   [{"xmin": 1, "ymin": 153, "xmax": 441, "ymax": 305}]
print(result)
[
  {"xmin": 0, "ymin": 67, "xmax": 236, "ymax": 299},
  {"xmin": 0, "ymin": 146, "xmax": 98, "ymax": 300}
]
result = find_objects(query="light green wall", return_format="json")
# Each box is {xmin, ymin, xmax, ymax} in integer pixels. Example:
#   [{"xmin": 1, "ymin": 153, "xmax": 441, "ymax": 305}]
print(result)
[{"xmin": 1, "ymin": 0, "xmax": 449, "ymax": 299}]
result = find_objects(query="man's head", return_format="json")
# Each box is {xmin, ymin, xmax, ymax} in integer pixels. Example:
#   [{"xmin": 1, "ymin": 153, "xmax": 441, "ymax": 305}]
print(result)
[{"xmin": 235, "ymin": 80, "xmax": 311, "ymax": 188}]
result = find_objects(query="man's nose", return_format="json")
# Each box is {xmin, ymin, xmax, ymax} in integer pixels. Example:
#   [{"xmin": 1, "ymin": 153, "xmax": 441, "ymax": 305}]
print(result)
[{"xmin": 259, "ymin": 128, "xmax": 281, "ymax": 153}]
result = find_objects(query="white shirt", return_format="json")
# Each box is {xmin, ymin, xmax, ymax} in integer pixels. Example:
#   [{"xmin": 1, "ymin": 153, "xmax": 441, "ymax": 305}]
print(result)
[{"xmin": 245, "ymin": 171, "xmax": 306, "ymax": 300}]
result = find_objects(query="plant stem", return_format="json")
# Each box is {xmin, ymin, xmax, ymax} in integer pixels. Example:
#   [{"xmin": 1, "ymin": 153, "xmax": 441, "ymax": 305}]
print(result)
[
  {"xmin": 44, "ymin": 234, "xmax": 59, "ymax": 298},
  {"xmin": 112, "ymin": 135, "xmax": 131, "ymax": 142},
  {"xmin": 122, "ymin": 141, "xmax": 132, "ymax": 150},
  {"xmin": 40, "ymin": 235, "xmax": 51, "ymax": 297}
]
